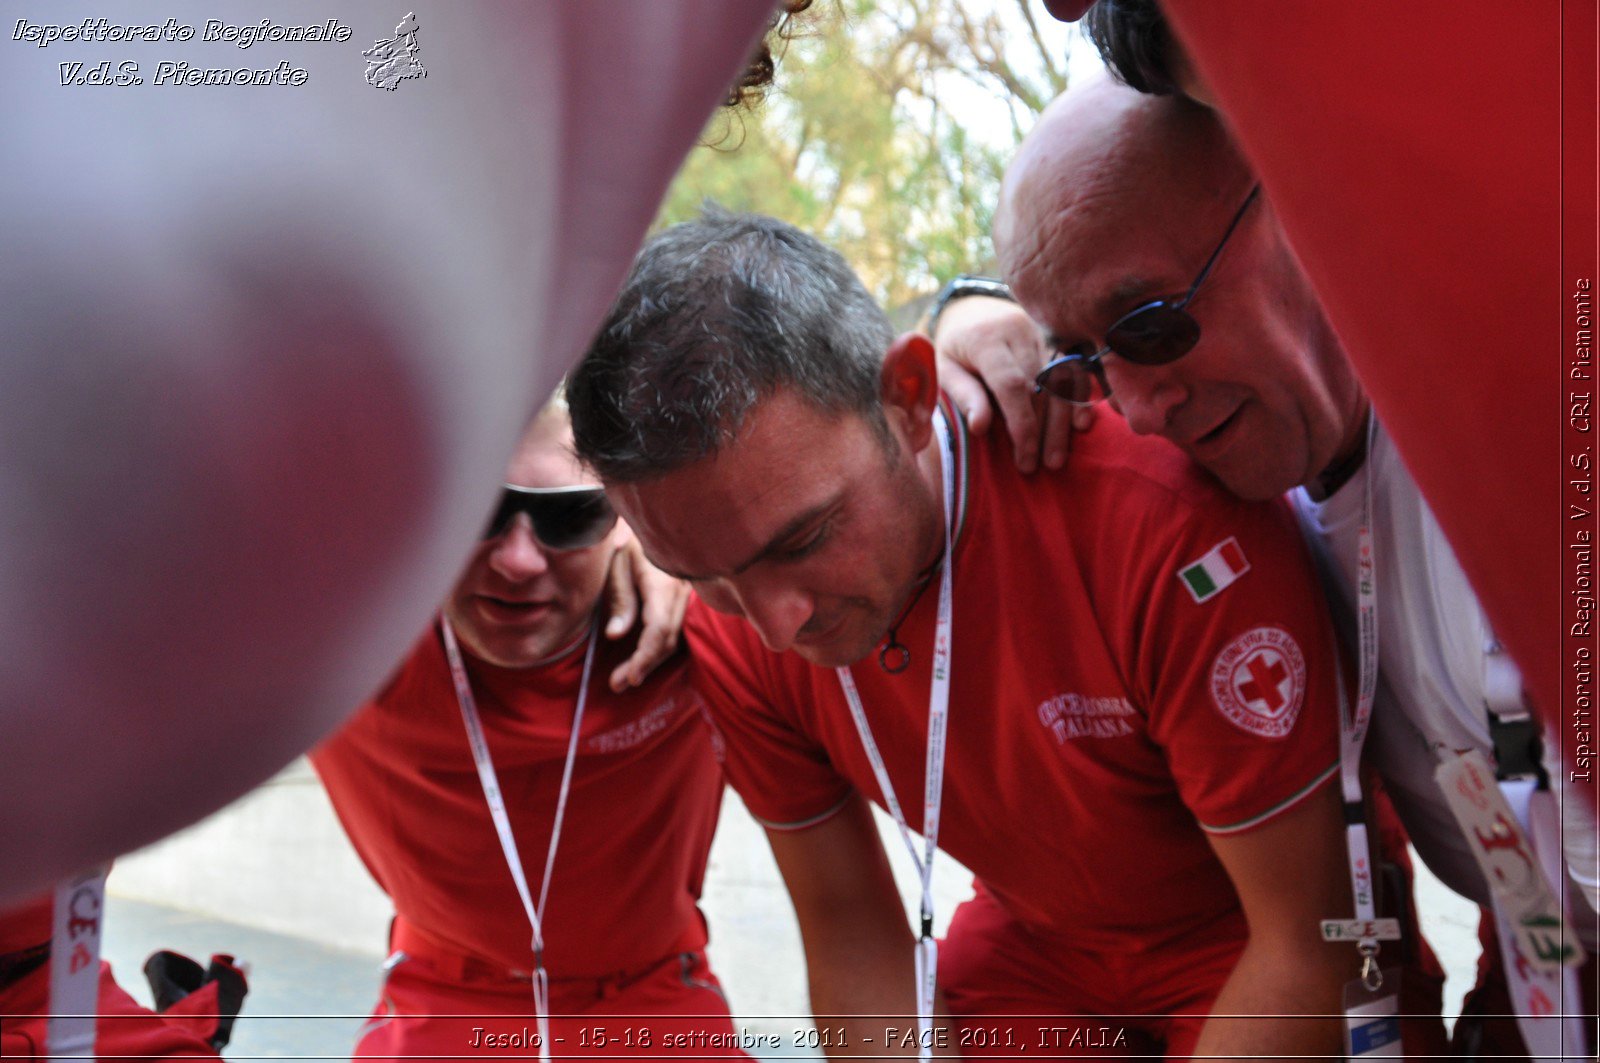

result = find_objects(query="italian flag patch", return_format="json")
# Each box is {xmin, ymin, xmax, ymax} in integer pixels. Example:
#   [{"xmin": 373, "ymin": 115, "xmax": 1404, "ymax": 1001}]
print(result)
[{"xmin": 1178, "ymin": 537, "xmax": 1250, "ymax": 603}]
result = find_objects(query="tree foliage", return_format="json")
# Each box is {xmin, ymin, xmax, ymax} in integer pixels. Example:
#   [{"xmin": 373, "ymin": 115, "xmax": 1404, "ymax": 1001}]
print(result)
[{"xmin": 656, "ymin": 0, "xmax": 1073, "ymax": 310}]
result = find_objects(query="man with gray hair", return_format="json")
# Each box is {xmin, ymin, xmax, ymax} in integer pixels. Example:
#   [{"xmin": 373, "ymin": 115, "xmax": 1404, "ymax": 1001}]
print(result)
[{"xmin": 569, "ymin": 206, "xmax": 1360, "ymax": 1058}]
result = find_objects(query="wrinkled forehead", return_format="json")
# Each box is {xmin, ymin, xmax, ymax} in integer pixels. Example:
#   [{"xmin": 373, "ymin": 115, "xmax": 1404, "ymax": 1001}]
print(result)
[
  {"xmin": 1007, "ymin": 165, "xmax": 1262, "ymax": 348},
  {"xmin": 1007, "ymin": 176, "xmax": 1182, "ymax": 327},
  {"xmin": 1001, "ymin": 83, "xmax": 1249, "ymax": 292}
]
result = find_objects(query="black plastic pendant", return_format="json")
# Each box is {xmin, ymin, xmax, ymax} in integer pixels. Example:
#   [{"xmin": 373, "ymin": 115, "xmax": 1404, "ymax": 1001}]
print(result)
[{"xmin": 879, "ymin": 640, "xmax": 911, "ymax": 674}]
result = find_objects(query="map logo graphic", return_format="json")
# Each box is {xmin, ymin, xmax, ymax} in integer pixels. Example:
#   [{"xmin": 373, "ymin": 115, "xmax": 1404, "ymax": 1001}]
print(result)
[{"xmin": 364, "ymin": 13, "xmax": 424, "ymax": 91}]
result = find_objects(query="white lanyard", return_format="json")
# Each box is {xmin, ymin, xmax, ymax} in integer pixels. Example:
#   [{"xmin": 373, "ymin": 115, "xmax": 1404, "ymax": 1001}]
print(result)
[
  {"xmin": 47, "ymin": 867, "xmax": 108, "ymax": 1060},
  {"xmin": 1341, "ymin": 420, "xmax": 1585, "ymax": 1054},
  {"xmin": 1326, "ymin": 415, "xmax": 1395, "ymax": 986},
  {"xmin": 835, "ymin": 408, "xmax": 955, "ymax": 1063},
  {"xmin": 441, "ymin": 615, "xmax": 598, "ymax": 1063}
]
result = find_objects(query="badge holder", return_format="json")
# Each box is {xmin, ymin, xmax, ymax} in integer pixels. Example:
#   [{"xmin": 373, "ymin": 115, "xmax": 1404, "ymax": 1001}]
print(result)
[
  {"xmin": 1323, "ymin": 916, "xmax": 1403, "ymax": 1059},
  {"xmin": 1342, "ymin": 954, "xmax": 1403, "ymax": 1059}
]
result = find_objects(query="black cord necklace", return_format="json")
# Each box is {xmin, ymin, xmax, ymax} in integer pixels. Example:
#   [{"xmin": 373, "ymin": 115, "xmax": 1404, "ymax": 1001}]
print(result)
[
  {"xmin": 1314, "ymin": 412, "xmax": 1372, "ymax": 500},
  {"xmin": 878, "ymin": 548, "xmax": 947, "ymax": 674}
]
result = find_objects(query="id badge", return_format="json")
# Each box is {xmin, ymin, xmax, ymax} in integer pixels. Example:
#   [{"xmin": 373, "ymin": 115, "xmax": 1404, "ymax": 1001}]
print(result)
[
  {"xmin": 1343, "ymin": 968, "xmax": 1402, "ymax": 1058},
  {"xmin": 1434, "ymin": 751, "xmax": 1583, "ymax": 969}
]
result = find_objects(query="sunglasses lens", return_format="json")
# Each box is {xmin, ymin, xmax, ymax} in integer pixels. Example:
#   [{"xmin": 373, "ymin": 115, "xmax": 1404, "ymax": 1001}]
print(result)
[
  {"xmin": 531, "ymin": 491, "xmax": 617, "ymax": 551},
  {"xmin": 1105, "ymin": 303, "xmax": 1200, "ymax": 365},
  {"xmin": 1036, "ymin": 357, "xmax": 1105, "ymax": 407},
  {"xmin": 482, "ymin": 488, "xmax": 618, "ymax": 550},
  {"xmin": 482, "ymin": 494, "xmax": 519, "ymax": 541}
]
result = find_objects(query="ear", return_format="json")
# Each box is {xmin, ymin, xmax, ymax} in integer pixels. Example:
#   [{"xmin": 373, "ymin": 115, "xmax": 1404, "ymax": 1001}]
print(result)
[{"xmin": 879, "ymin": 332, "xmax": 940, "ymax": 451}]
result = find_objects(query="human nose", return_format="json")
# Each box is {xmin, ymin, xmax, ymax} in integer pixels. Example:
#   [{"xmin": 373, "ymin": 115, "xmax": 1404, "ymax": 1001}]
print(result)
[
  {"xmin": 1103, "ymin": 359, "xmax": 1189, "ymax": 437},
  {"xmin": 726, "ymin": 577, "xmax": 814, "ymax": 655},
  {"xmin": 485, "ymin": 514, "xmax": 552, "ymax": 581}
]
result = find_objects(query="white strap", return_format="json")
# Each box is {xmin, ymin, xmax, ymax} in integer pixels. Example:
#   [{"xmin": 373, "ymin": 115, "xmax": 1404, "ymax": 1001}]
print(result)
[
  {"xmin": 1479, "ymin": 606, "xmax": 1587, "ymax": 1055},
  {"xmin": 1493, "ymin": 782, "xmax": 1589, "ymax": 1060},
  {"xmin": 442, "ymin": 614, "xmax": 598, "ymax": 1063},
  {"xmin": 835, "ymin": 408, "xmax": 955, "ymax": 1063},
  {"xmin": 47, "ymin": 867, "xmax": 108, "ymax": 1060},
  {"xmin": 1334, "ymin": 415, "xmax": 1383, "ymax": 975}
]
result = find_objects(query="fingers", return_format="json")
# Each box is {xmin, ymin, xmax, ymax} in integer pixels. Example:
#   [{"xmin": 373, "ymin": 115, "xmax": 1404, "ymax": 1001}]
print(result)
[
  {"xmin": 604, "ymin": 546, "xmax": 641, "ymax": 640},
  {"xmin": 936, "ymin": 358, "xmax": 994, "ymax": 434},
  {"xmin": 1040, "ymin": 395, "xmax": 1077, "ymax": 470},
  {"xmin": 929, "ymin": 298, "xmax": 1053, "ymax": 471},
  {"xmin": 990, "ymin": 364, "xmax": 1042, "ymax": 473},
  {"xmin": 605, "ymin": 539, "xmax": 690, "ymax": 691},
  {"xmin": 610, "ymin": 582, "xmax": 688, "ymax": 692},
  {"xmin": 607, "ymin": 661, "xmax": 636, "ymax": 692},
  {"xmin": 1037, "ymin": 384, "xmax": 1099, "ymax": 471},
  {"xmin": 610, "ymin": 628, "xmax": 661, "ymax": 692}
]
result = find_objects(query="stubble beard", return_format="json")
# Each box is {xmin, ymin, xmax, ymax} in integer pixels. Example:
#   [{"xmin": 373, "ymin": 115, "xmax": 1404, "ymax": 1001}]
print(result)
[{"xmin": 826, "ymin": 437, "xmax": 945, "ymax": 669}]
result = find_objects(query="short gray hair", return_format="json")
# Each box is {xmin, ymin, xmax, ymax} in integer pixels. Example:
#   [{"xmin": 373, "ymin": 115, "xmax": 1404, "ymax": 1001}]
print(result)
[{"xmin": 568, "ymin": 206, "xmax": 893, "ymax": 483}]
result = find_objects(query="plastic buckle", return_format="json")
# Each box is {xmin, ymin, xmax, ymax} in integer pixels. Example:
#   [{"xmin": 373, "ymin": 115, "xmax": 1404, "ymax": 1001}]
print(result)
[{"xmin": 1489, "ymin": 712, "xmax": 1546, "ymax": 786}]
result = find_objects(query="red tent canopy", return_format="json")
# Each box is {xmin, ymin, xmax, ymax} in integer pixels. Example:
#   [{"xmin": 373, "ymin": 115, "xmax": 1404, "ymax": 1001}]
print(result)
[{"xmin": 1161, "ymin": 1, "xmax": 1597, "ymax": 797}]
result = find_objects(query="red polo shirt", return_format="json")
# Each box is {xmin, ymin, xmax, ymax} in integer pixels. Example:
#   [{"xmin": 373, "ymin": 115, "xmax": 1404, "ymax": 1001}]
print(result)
[
  {"xmin": 312, "ymin": 629, "xmax": 724, "ymax": 979},
  {"xmin": 687, "ymin": 408, "xmax": 1343, "ymax": 957}
]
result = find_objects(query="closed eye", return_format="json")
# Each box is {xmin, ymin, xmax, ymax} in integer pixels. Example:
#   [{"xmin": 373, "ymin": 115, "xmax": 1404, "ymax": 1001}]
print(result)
[{"xmin": 773, "ymin": 520, "xmax": 831, "ymax": 563}]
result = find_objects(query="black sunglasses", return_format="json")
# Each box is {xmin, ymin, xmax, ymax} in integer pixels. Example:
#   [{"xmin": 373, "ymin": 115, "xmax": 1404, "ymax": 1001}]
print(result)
[
  {"xmin": 1034, "ymin": 184, "xmax": 1262, "ymax": 407},
  {"xmin": 482, "ymin": 484, "xmax": 618, "ymax": 551}
]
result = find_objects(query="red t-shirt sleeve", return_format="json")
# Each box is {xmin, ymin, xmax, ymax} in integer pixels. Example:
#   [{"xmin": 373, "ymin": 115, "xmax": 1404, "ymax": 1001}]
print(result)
[
  {"xmin": 1096, "ymin": 475, "xmax": 1343, "ymax": 834},
  {"xmin": 683, "ymin": 598, "xmax": 854, "ymax": 830}
]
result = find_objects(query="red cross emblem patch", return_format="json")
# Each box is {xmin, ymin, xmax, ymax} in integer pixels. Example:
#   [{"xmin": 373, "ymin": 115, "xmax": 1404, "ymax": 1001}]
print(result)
[{"xmin": 1209, "ymin": 627, "xmax": 1306, "ymax": 738}]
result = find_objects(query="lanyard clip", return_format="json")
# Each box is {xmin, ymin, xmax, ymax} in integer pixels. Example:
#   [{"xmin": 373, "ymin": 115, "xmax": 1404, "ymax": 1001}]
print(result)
[
  {"xmin": 920, "ymin": 912, "xmax": 934, "ymax": 943},
  {"xmin": 1358, "ymin": 939, "xmax": 1383, "ymax": 992}
]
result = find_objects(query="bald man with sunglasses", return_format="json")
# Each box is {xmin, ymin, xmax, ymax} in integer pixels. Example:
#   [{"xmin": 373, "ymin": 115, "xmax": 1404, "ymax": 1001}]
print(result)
[
  {"xmin": 940, "ymin": 77, "xmax": 1600, "ymax": 1054},
  {"xmin": 310, "ymin": 406, "xmax": 742, "ymax": 1061}
]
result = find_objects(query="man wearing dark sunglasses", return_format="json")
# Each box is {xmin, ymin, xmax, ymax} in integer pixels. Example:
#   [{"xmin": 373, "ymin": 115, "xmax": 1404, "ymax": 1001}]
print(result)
[
  {"xmin": 992, "ymin": 84, "xmax": 1361, "ymax": 507},
  {"xmin": 570, "ymin": 206, "xmax": 1361, "ymax": 1060},
  {"xmin": 953, "ymin": 76, "xmax": 1596, "ymax": 1056},
  {"xmin": 1028, "ymin": 181, "xmax": 1257, "ymax": 412},
  {"xmin": 311, "ymin": 405, "xmax": 743, "ymax": 1061}
]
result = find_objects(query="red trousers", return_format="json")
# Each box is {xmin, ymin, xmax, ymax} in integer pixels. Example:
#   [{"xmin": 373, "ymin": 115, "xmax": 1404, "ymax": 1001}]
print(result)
[
  {"xmin": 938, "ymin": 873, "xmax": 1447, "ymax": 1062},
  {"xmin": 0, "ymin": 960, "xmax": 223, "ymax": 1061},
  {"xmin": 938, "ymin": 887, "xmax": 1228, "ymax": 1060},
  {"xmin": 354, "ymin": 934, "xmax": 747, "ymax": 1062}
]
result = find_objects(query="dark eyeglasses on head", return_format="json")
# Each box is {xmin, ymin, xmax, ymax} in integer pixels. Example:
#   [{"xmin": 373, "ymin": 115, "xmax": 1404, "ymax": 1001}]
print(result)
[
  {"xmin": 1034, "ymin": 184, "xmax": 1262, "ymax": 408},
  {"xmin": 482, "ymin": 484, "xmax": 617, "ymax": 551}
]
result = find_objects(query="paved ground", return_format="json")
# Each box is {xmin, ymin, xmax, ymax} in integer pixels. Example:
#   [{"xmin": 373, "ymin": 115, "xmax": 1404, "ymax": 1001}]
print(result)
[{"xmin": 99, "ymin": 791, "xmax": 1483, "ymax": 1061}]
